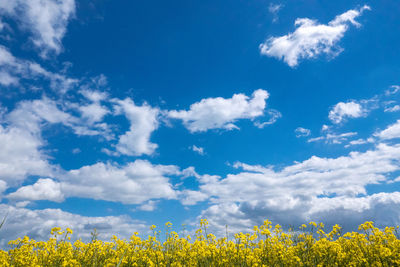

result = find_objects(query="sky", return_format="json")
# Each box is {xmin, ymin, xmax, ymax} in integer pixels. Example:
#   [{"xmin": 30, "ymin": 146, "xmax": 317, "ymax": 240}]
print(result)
[{"xmin": 0, "ymin": 0, "xmax": 400, "ymax": 244}]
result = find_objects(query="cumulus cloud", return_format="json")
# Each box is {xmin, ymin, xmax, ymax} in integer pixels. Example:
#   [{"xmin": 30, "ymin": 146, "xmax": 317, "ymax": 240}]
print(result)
[
  {"xmin": 0, "ymin": 124, "xmax": 52, "ymax": 185},
  {"xmin": 316, "ymin": 85, "xmax": 396, "ymax": 135},
  {"xmin": 0, "ymin": 0, "xmax": 76, "ymax": 56},
  {"xmin": 328, "ymin": 101, "xmax": 365, "ymax": 124},
  {"xmin": 375, "ymin": 120, "xmax": 400, "ymax": 140},
  {"xmin": 183, "ymin": 142, "xmax": 400, "ymax": 233},
  {"xmin": 260, "ymin": 5, "xmax": 370, "ymax": 67},
  {"xmin": 1, "ymin": 95, "xmax": 199, "ymax": 206},
  {"xmin": 8, "ymin": 97, "xmax": 74, "ymax": 133},
  {"xmin": 60, "ymin": 160, "xmax": 179, "ymax": 204},
  {"xmin": 0, "ymin": 70, "xmax": 18, "ymax": 86},
  {"xmin": 7, "ymin": 160, "xmax": 181, "ymax": 205},
  {"xmin": 72, "ymin": 90, "xmax": 110, "ymax": 125},
  {"xmin": 0, "ymin": 93, "xmax": 116, "ymax": 188},
  {"xmin": 80, "ymin": 89, "xmax": 108, "ymax": 102},
  {"xmin": 168, "ymin": 89, "xmax": 273, "ymax": 132},
  {"xmin": 137, "ymin": 200, "xmax": 159, "ymax": 211},
  {"xmin": 0, "ymin": 97, "xmax": 88, "ymax": 188},
  {"xmin": 7, "ymin": 178, "xmax": 64, "ymax": 202},
  {"xmin": 199, "ymin": 192, "xmax": 400, "ymax": 236},
  {"xmin": 179, "ymin": 189, "xmax": 209, "ymax": 206},
  {"xmin": 8, "ymin": 97, "xmax": 111, "ymax": 138},
  {"xmin": 0, "ymin": 204, "xmax": 148, "ymax": 248},
  {"xmin": 113, "ymin": 98, "xmax": 159, "ymax": 156},
  {"xmin": 79, "ymin": 103, "xmax": 109, "ymax": 124},
  {"xmin": 295, "ymin": 127, "xmax": 311, "ymax": 137}
]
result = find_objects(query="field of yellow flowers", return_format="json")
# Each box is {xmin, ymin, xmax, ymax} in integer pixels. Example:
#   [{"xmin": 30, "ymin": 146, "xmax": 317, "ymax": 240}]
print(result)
[{"xmin": 1, "ymin": 219, "xmax": 400, "ymax": 266}]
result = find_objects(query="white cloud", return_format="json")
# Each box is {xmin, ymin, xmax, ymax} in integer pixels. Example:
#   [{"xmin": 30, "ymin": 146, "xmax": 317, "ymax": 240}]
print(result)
[
  {"xmin": 168, "ymin": 89, "xmax": 272, "ymax": 132},
  {"xmin": 78, "ymin": 102, "xmax": 109, "ymax": 124},
  {"xmin": 8, "ymin": 178, "xmax": 64, "ymax": 202},
  {"xmin": 268, "ymin": 3, "xmax": 283, "ymax": 23},
  {"xmin": 0, "ymin": 0, "xmax": 76, "ymax": 56},
  {"xmin": 59, "ymin": 160, "xmax": 179, "ymax": 204},
  {"xmin": 80, "ymin": 89, "xmax": 108, "ymax": 102},
  {"xmin": 385, "ymin": 85, "xmax": 400, "ymax": 96},
  {"xmin": 0, "ymin": 124, "xmax": 52, "ymax": 185},
  {"xmin": 68, "ymin": 89, "xmax": 111, "ymax": 126},
  {"xmin": 345, "ymin": 137, "xmax": 375, "ymax": 147},
  {"xmin": 260, "ymin": 5, "xmax": 370, "ymax": 67},
  {"xmin": 375, "ymin": 120, "xmax": 400, "ymax": 140},
  {"xmin": 0, "ymin": 98, "xmax": 82, "ymax": 185},
  {"xmin": 28, "ymin": 62, "xmax": 78, "ymax": 93},
  {"xmin": 253, "ymin": 109, "xmax": 282, "ymax": 128},
  {"xmin": 321, "ymin": 124, "xmax": 330, "ymax": 132},
  {"xmin": 308, "ymin": 131, "xmax": 357, "ymax": 144},
  {"xmin": 385, "ymin": 105, "xmax": 400, "ymax": 113},
  {"xmin": 295, "ymin": 127, "xmax": 311, "ymax": 137},
  {"xmin": 8, "ymin": 97, "xmax": 73, "ymax": 133},
  {"xmin": 268, "ymin": 3, "xmax": 282, "ymax": 14},
  {"xmin": 72, "ymin": 148, "xmax": 81, "ymax": 154},
  {"xmin": 137, "ymin": 200, "xmax": 159, "ymax": 211},
  {"xmin": 328, "ymin": 101, "xmax": 364, "ymax": 124},
  {"xmin": 9, "ymin": 160, "xmax": 181, "ymax": 205},
  {"xmin": 191, "ymin": 145, "xmax": 205, "ymax": 155},
  {"xmin": 0, "ymin": 18, "xmax": 4, "ymax": 31},
  {"xmin": 0, "ymin": 180, "xmax": 7, "ymax": 197},
  {"xmin": 179, "ymin": 190, "xmax": 209, "ymax": 206},
  {"xmin": 0, "ymin": 45, "xmax": 78, "ymax": 92},
  {"xmin": 0, "ymin": 204, "xmax": 148, "ymax": 248},
  {"xmin": 9, "ymin": 97, "xmax": 112, "ymax": 139},
  {"xmin": 199, "ymin": 192, "xmax": 400, "ymax": 236},
  {"xmin": 0, "ymin": 70, "xmax": 18, "ymax": 86},
  {"xmin": 2, "ymin": 96, "xmax": 197, "ymax": 206},
  {"xmin": 0, "ymin": 93, "xmax": 117, "ymax": 189},
  {"xmin": 185, "ymin": 142, "xmax": 400, "ymax": 233},
  {"xmin": 113, "ymin": 98, "xmax": 159, "ymax": 156}
]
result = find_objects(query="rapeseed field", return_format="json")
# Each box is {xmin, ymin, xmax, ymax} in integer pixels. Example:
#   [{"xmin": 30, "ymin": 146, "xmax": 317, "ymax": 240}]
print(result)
[{"xmin": 1, "ymin": 219, "xmax": 400, "ymax": 266}]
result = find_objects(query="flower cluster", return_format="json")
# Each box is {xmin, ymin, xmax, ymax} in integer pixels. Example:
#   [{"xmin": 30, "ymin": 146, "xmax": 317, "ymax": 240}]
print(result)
[{"xmin": 1, "ymin": 220, "xmax": 400, "ymax": 266}]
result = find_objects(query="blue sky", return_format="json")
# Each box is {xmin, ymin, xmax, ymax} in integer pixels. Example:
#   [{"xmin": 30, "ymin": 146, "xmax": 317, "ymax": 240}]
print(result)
[{"xmin": 0, "ymin": 0, "xmax": 400, "ymax": 243}]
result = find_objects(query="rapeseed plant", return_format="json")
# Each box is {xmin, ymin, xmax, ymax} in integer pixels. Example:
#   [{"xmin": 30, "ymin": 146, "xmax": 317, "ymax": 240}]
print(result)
[{"xmin": 1, "ymin": 220, "xmax": 400, "ymax": 266}]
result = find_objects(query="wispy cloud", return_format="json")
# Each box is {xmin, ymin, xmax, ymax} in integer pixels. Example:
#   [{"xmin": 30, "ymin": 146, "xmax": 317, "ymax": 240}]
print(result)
[
  {"xmin": 385, "ymin": 85, "xmax": 400, "ymax": 96},
  {"xmin": 0, "ymin": 0, "xmax": 76, "ymax": 57},
  {"xmin": 268, "ymin": 3, "xmax": 283, "ymax": 23},
  {"xmin": 295, "ymin": 127, "xmax": 311, "ymax": 137},
  {"xmin": 191, "ymin": 145, "xmax": 205, "ymax": 155},
  {"xmin": 0, "ymin": 45, "xmax": 78, "ymax": 92},
  {"xmin": 308, "ymin": 131, "xmax": 357, "ymax": 144},
  {"xmin": 385, "ymin": 105, "xmax": 400, "ymax": 113}
]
